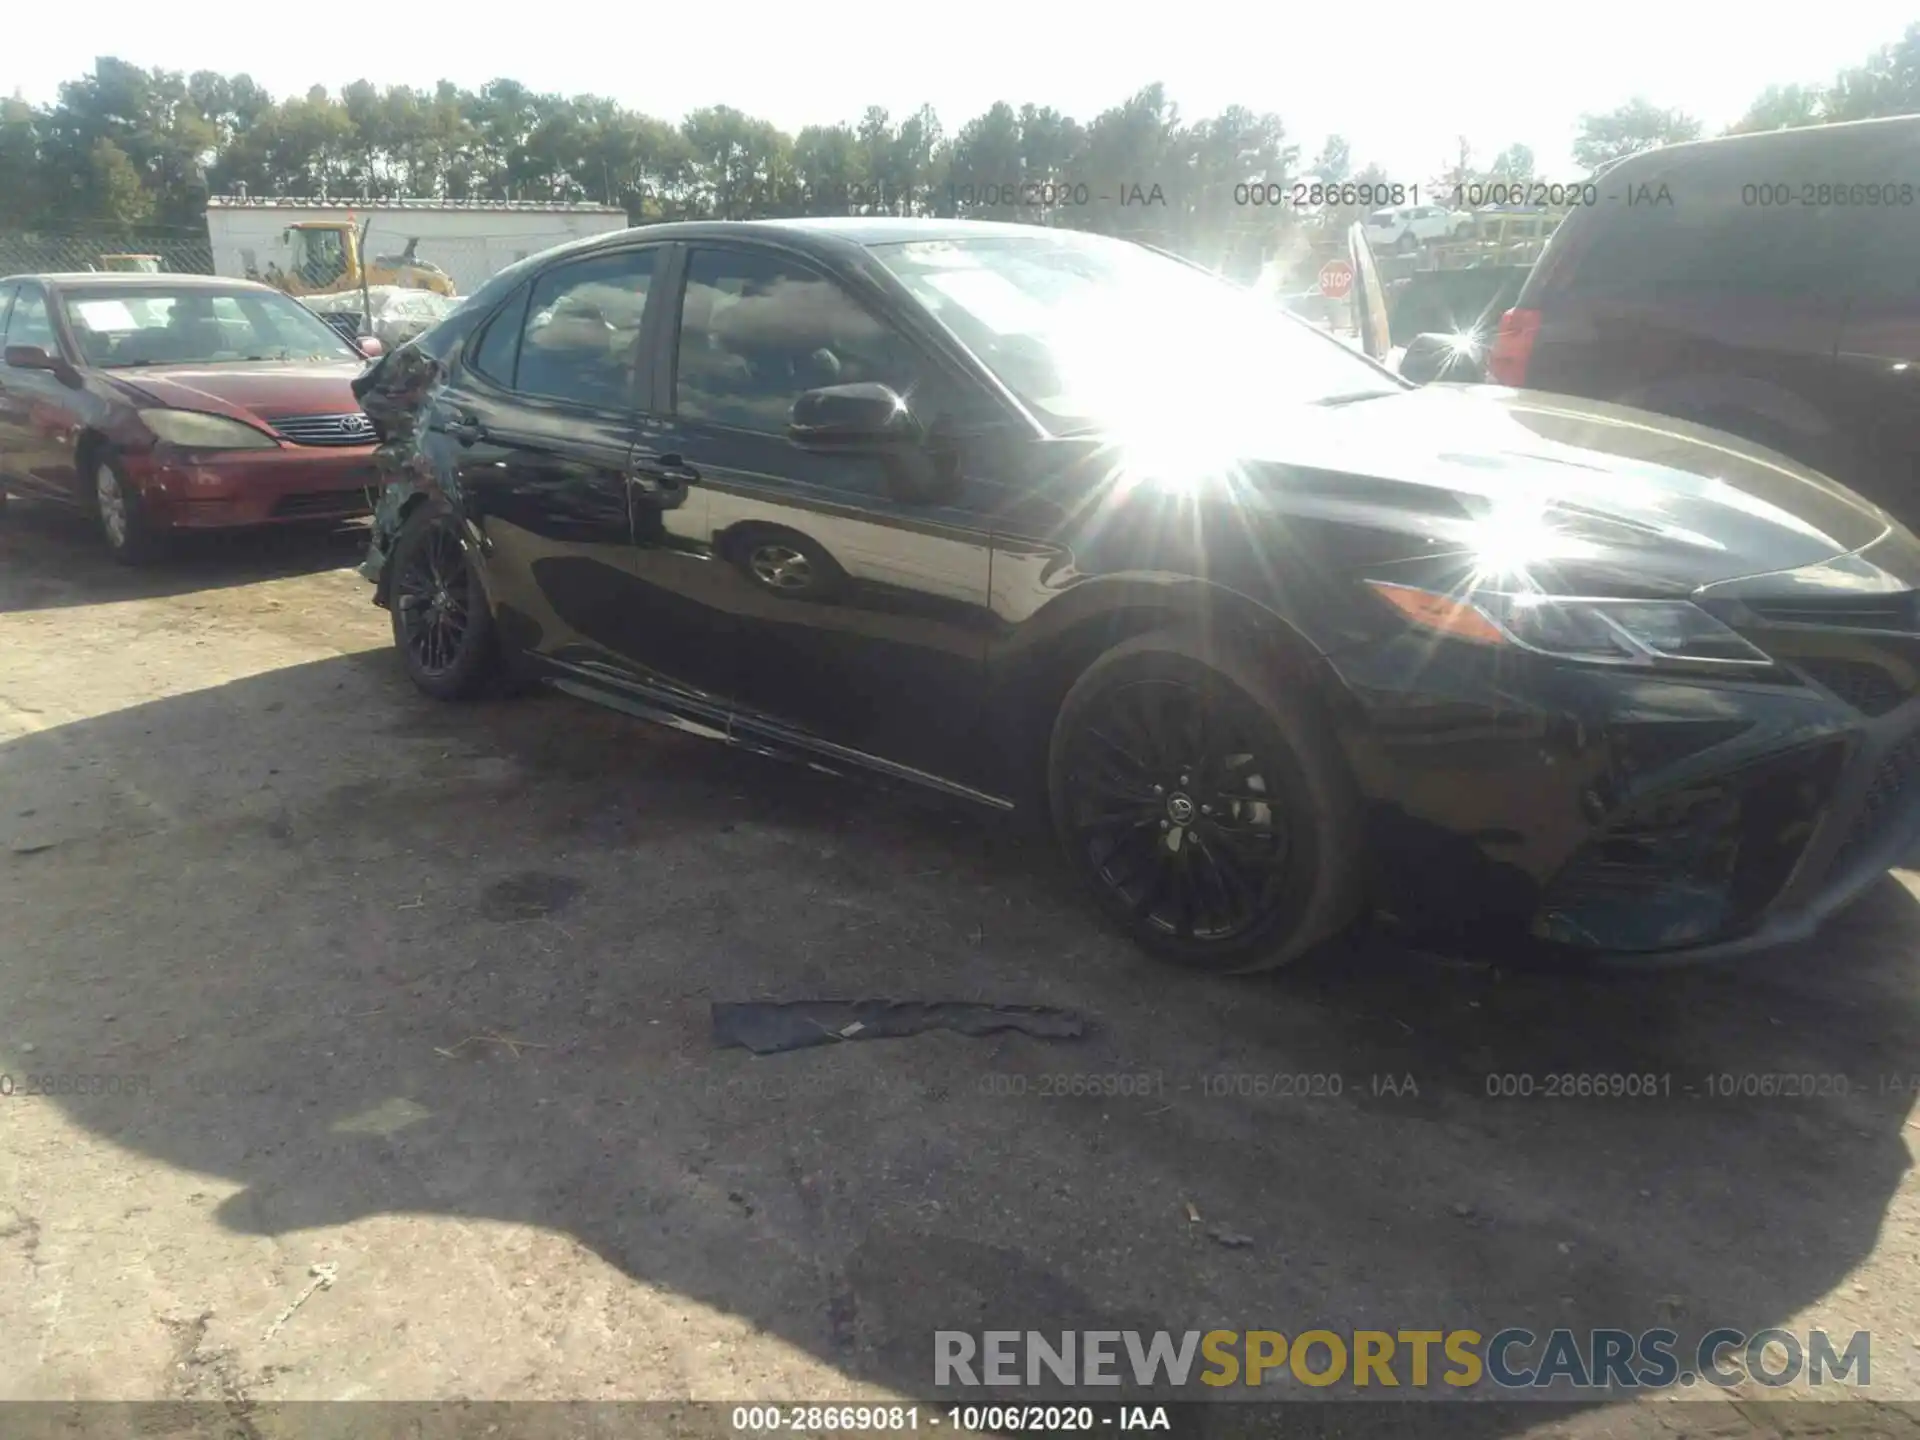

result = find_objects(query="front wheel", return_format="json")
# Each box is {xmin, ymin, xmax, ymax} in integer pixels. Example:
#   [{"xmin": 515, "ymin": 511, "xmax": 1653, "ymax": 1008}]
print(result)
[
  {"xmin": 388, "ymin": 503, "xmax": 500, "ymax": 700},
  {"xmin": 92, "ymin": 454, "xmax": 160, "ymax": 564},
  {"xmin": 1047, "ymin": 630, "xmax": 1365, "ymax": 973}
]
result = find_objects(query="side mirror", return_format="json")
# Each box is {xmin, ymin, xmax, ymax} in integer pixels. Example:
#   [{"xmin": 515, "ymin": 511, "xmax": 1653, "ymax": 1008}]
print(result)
[
  {"xmin": 355, "ymin": 334, "xmax": 386, "ymax": 359},
  {"xmin": 5, "ymin": 344, "xmax": 56, "ymax": 371},
  {"xmin": 1399, "ymin": 331, "xmax": 1485, "ymax": 386},
  {"xmin": 787, "ymin": 382, "xmax": 921, "ymax": 450},
  {"xmin": 4, "ymin": 344, "xmax": 80, "ymax": 387}
]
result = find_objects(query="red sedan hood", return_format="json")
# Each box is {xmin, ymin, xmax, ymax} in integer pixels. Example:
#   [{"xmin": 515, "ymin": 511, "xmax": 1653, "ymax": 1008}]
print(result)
[{"xmin": 106, "ymin": 361, "xmax": 368, "ymax": 422}]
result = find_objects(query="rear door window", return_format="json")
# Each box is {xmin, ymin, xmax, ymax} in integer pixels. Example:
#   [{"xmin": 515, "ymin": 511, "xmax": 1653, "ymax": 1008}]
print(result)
[
  {"xmin": 469, "ymin": 282, "xmax": 531, "ymax": 387},
  {"xmin": 514, "ymin": 249, "xmax": 659, "ymax": 408}
]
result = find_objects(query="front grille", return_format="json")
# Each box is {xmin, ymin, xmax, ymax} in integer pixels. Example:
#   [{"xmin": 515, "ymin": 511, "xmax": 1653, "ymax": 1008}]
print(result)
[
  {"xmin": 1748, "ymin": 594, "xmax": 1915, "ymax": 631},
  {"xmin": 271, "ymin": 491, "xmax": 371, "ymax": 519},
  {"xmin": 1794, "ymin": 657, "xmax": 1911, "ymax": 717},
  {"xmin": 1832, "ymin": 729, "xmax": 1920, "ymax": 872},
  {"xmin": 269, "ymin": 412, "xmax": 376, "ymax": 447}
]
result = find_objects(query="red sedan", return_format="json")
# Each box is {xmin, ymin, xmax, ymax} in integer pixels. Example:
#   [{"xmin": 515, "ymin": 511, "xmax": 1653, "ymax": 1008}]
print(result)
[{"xmin": 0, "ymin": 272, "xmax": 390, "ymax": 563}]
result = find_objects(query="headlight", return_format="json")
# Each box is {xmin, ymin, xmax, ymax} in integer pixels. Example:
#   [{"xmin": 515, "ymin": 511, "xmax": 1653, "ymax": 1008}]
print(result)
[
  {"xmin": 1368, "ymin": 581, "xmax": 1773, "ymax": 669},
  {"xmin": 138, "ymin": 409, "xmax": 279, "ymax": 450}
]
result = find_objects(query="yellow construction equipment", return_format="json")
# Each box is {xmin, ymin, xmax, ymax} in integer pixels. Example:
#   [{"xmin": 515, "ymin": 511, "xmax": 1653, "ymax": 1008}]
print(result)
[{"xmin": 262, "ymin": 221, "xmax": 456, "ymax": 298}]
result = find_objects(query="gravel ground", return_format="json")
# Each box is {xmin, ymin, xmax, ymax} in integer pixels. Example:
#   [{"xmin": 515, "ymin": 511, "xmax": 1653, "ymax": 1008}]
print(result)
[{"xmin": 2, "ymin": 502, "xmax": 1919, "ymax": 1439}]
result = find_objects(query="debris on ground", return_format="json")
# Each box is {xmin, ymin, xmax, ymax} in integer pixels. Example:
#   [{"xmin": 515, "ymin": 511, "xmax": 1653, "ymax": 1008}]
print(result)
[
  {"xmin": 711, "ymin": 1000, "xmax": 1086, "ymax": 1055},
  {"xmin": 1207, "ymin": 1227, "xmax": 1254, "ymax": 1249},
  {"xmin": 1184, "ymin": 1200, "xmax": 1202, "ymax": 1224},
  {"xmin": 434, "ymin": 1030, "xmax": 547, "ymax": 1060},
  {"xmin": 262, "ymin": 1262, "xmax": 338, "ymax": 1343}
]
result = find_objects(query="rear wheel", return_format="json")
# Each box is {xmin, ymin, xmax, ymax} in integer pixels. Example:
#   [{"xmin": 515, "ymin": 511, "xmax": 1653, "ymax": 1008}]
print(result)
[
  {"xmin": 389, "ymin": 503, "xmax": 500, "ymax": 700},
  {"xmin": 1395, "ymin": 231, "xmax": 1419, "ymax": 254},
  {"xmin": 1047, "ymin": 630, "xmax": 1365, "ymax": 973}
]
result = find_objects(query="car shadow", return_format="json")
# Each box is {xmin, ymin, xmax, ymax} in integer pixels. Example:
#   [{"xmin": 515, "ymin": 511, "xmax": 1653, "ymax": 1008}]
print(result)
[
  {"xmin": 0, "ymin": 497, "xmax": 370, "ymax": 613},
  {"xmin": 1, "ymin": 649, "xmax": 1915, "ymax": 1433}
]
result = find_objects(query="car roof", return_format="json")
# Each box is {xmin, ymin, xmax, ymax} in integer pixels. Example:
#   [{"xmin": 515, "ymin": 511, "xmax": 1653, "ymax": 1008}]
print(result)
[
  {"xmin": 1593, "ymin": 112, "xmax": 1920, "ymax": 182},
  {"xmin": 0, "ymin": 272, "xmax": 283, "ymax": 291},
  {"xmin": 533, "ymin": 214, "xmax": 1125, "ymax": 266}
]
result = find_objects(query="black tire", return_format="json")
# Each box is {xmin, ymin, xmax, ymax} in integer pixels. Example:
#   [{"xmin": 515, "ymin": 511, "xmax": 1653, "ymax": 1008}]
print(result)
[
  {"xmin": 388, "ymin": 502, "xmax": 500, "ymax": 701},
  {"xmin": 727, "ymin": 525, "xmax": 847, "ymax": 603},
  {"xmin": 90, "ymin": 452, "xmax": 161, "ymax": 565},
  {"xmin": 1395, "ymin": 232, "xmax": 1419, "ymax": 254},
  {"xmin": 1047, "ymin": 629, "xmax": 1365, "ymax": 973}
]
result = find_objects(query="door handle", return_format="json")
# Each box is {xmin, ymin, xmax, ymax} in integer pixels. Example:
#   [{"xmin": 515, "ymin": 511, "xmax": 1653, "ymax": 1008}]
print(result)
[
  {"xmin": 630, "ymin": 452, "xmax": 700, "ymax": 486},
  {"xmin": 626, "ymin": 452, "xmax": 698, "ymax": 510},
  {"xmin": 444, "ymin": 413, "xmax": 485, "ymax": 445}
]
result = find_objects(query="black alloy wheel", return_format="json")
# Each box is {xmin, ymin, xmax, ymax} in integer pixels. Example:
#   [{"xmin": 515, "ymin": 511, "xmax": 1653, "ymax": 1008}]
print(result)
[
  {"xmin": 389, "ymin": 505, "xmax": 500, "ymax": 700},
  {"xmin": 398, "ymin": 521, "xmax": 470, "ymax": 674},
  {"xmin": 1049, "ymin": 633, "xmax": 1363, "ymax": 971}
]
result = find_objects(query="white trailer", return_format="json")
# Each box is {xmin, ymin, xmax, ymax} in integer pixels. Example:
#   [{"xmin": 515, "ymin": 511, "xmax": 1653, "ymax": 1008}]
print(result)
[{"xmin": 203, "ymin": 196, "xmax": 632, "ymax": 296}]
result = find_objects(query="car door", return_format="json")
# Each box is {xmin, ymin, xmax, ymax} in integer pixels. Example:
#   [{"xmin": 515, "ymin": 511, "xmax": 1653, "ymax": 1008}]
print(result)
[
  {"xmin": 638, "ymin": 240, "xmax": 1003, "ymax": 791},
  {"xmin": 427, "ymin": 243, "xmax": 727, "ymax": 699},
  {"xmin": 0, "ymin": 283, "xmax": 80, "ymax": 498}
]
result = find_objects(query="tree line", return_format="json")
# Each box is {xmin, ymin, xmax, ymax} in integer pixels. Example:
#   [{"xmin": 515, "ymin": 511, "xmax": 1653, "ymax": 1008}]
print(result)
[{"xmin": 0, "ymin": 22, "xmax": 1914, "ymax": 252}]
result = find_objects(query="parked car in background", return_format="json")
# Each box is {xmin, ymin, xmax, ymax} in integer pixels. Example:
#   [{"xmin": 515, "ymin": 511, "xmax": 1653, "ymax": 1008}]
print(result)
[
  {"xmin": 1363, "ymin": 203, "xmax": 1472, "ymax": 253},
  {"xmin": 354, "ymin": 217, "xmax": 1920, "ymax": 972},
  {"xmin": 1486, "ymin": 114, "xmax": 1920, "ymax": 528},
  {"xmin": 306, "ymin": 286, "xmax": 463, "ymax": 351},
  {"xmin": 0, "ymin": 273, "xmax": 385, "ymax": 562}
]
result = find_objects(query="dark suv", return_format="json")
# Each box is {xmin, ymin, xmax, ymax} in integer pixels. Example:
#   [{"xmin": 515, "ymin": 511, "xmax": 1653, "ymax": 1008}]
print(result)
[{"xmin": 1486, "ymin": 114, "xmax": 1920, "ymax": 525}]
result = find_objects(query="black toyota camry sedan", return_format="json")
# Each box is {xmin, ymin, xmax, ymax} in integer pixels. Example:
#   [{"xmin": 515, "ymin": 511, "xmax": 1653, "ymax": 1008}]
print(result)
[{"xmin": 352, "ymin": 216, "xmax": 1920, "ymax": 971}]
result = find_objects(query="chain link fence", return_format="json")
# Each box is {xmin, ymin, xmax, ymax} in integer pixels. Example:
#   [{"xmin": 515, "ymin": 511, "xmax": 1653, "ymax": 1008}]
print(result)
[{"xmin": 0, "ymin": 231, "xmax": 214, "ymax": 276}]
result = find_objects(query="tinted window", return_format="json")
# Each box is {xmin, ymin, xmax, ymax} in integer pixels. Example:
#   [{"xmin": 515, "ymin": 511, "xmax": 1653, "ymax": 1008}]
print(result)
[
  {"xmin": 516, "ymin": 249, "xmax": 658, "ymax": 407},
  {"xmin": 1566, "ymin": 193, "xmax": 1843, "ymax": 300},
  {"xmin": 1851, "ymin": 203, "xmax": 1920, "ymax": 300},
  {"xmin": 6, "ymin": 287, "xmax": 56, "ymax": 350},
  {"xmin": 470, "ymin": 282, "xmax": 531, "ymax": 386},
  {"xmin": 674, "ymin": 248, "xmax": 921, "ymax": 436},
  {"xmin": 1556, "ymin": 129, "xmax": 1920, "ymax": 303}
]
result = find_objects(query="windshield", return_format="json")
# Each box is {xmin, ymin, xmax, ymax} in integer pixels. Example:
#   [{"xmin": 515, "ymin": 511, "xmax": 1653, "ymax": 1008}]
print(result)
[
  {"xmin": 62, "ymin": 286, "xmax": 359, "ymax": 368},
  {"xmin": 869, "ymin": 231, "xmax": 1400, "ymax": 436}
]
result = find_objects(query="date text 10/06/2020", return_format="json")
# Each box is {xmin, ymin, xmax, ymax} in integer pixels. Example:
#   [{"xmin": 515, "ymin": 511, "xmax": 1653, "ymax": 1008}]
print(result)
[{"xmin": 731, "ymin": 1406, "xmax": 1172, "ymax": 1432}]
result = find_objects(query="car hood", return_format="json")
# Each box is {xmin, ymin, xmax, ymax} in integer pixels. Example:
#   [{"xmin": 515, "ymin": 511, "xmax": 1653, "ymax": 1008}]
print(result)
[
  {"xmin": 1226, "ymin": 385, "xmax": 1897, "ymax": 595},
  {"xmin": 106, "ymin": 361, "xmax": 369, "ymax": 422}
]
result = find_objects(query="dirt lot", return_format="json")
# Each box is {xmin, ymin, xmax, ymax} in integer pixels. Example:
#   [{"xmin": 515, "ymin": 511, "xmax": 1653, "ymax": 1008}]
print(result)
[{"xmin": 3, "ymin": 503, "xmax": 1920, "ymax": 1438}]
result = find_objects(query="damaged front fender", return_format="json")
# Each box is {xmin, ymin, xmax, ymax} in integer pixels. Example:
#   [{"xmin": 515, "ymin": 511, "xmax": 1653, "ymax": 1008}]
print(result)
[{"xmin": 352, "ymin": 342, "xmax": 462, "ymax": 596}]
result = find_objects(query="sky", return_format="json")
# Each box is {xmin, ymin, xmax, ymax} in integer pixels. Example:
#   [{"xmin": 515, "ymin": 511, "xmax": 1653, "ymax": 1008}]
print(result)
[{"xmin": 4, "ymin": 1, "xmax": 1915, "ymax": 183}]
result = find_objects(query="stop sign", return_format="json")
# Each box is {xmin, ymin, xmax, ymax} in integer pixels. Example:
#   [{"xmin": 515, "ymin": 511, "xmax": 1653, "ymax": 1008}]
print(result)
[{"xmin": 1318, "ymin": 259, "xmax": 1354, "ymax": 300}]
